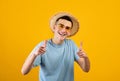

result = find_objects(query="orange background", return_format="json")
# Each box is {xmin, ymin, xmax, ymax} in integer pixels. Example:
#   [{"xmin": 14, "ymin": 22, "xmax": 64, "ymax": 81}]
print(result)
[{"xmin": 0, "ymin": 0, "xmax": 120, "ymax": 81}]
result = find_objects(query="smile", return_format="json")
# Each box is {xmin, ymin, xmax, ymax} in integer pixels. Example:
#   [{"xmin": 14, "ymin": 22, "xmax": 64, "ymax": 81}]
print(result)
[{"xmin": 58, "ymin": 32, "xmax": 67, "ymax": 36}]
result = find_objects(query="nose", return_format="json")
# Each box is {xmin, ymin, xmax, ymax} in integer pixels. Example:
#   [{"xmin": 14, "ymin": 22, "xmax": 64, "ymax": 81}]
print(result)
[{"xmin": 61, "ymin": 27, "xmax": 67, "ymax": 32}]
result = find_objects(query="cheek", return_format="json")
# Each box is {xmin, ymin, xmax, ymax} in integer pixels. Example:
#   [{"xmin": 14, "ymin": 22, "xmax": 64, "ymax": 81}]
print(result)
[
  {"xmin": 67, "ymin": 31, "xmax": 71, "ymax": 35},
  {"xmin": 54, "ymin": 25, "xmax": 59, "ymax": 29},
  {"xmin": 54, "ymin": 28, "xmax": 59, "ymax": 34},
  {"xmin": 54, "ymin": 28, "xmax": 58, "ymax": 32}
]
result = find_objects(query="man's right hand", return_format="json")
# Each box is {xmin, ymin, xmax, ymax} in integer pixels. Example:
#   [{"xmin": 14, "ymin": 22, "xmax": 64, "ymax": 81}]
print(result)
[{"xmin": 34, "ymin": 40, "xmax": 47, "ymax": 56}]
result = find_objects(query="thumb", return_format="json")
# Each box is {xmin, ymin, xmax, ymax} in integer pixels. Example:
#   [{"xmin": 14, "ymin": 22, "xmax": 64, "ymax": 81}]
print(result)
[
  {"xmin": 42, "ymin": 40, "xmax": 47, "ymax": 47},
  {"xmin": 79, "ymin": 42, "xmax": 83, "ymax": 50}
]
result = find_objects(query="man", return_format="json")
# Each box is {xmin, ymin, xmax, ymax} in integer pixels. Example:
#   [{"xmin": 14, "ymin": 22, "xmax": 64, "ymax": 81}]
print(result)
[{"xmin": 21, "ymin": 12, "xmax": 90, "ymax": 81}]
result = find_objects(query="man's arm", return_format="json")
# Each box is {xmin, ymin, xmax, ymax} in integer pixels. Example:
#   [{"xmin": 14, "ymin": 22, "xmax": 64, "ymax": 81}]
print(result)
[
  {"xmin": 76, "ymin": 57, "xmax": 90, "ymax": 72},
  {"xmin": 76, "ymin": 42, "xmax": 90, "ymax": 72},
  {"xmin": 21, "ymin": 40, "xmax": 47, "ymax": 75},
  {"xmin": 21, "ymin": 53, "xmax": 37, "ymax": 75}
]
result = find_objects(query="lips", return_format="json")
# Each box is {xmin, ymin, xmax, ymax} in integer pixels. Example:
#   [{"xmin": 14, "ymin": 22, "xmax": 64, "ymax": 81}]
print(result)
[{"xmin": 58, "ymin": 32, "xmax": 67, "ymax": 36}]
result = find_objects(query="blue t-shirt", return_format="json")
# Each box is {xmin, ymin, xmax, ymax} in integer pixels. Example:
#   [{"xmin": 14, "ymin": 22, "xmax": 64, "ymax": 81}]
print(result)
[{"xmin": 32, "ymin": 39, "xmax": 80, "ymax": 81}]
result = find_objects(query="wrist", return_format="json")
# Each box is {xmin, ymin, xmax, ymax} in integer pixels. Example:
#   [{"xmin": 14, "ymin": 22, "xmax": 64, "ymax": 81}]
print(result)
[{"xmin": 32, "ymin": 53, "xmax": 38, "ymax": 57}]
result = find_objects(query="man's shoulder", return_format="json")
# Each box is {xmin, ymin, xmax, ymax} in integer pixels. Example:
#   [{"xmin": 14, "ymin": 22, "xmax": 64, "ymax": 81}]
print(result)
[
  {"xmin": 64, "ymin": 39, "xmax": 76, "ymax": 47},
  {"xmin": 65, "ymin": 39, "xmax": 74, "ymax": 43}
]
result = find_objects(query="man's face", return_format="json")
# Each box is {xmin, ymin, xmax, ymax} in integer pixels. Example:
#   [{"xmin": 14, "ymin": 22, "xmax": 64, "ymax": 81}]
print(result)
[{"xmin": 53, "ymin": 19, "xmax": 72, "ymax": 41}]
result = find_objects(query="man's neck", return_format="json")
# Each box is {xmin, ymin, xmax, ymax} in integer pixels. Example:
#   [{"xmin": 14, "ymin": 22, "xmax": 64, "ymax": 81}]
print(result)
[{"xmin": 52, "ymin": 37, "xmax": 64, "ymax": 45}]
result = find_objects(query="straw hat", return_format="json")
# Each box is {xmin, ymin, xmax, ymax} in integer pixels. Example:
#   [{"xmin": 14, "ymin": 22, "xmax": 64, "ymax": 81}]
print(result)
[{"xmin": 50, "ymin": 12, "xmax": 79, "ymax": 37}]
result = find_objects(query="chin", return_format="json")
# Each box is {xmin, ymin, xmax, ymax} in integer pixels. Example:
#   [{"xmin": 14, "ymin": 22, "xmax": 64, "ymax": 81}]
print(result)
[{"xmin": 59, "ymin": 36, "xmax": 67, "ymax": 41}]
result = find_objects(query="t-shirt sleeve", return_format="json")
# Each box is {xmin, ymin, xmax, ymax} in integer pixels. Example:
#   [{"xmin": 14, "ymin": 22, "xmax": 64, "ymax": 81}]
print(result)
[
  {"xmin": 33, "ymin": 55, "xmax": 41, "ymax": 67},
  {"xmin": 70, "ymin": 40, "xmax": 80, "ymax": 61},
  {"xmin": 30, "ymin": 42, "xmax": 44, "ymax": 67}
]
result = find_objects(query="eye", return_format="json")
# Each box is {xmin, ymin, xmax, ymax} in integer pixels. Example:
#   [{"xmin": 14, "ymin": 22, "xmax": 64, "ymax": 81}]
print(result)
[
  {"xmin": 66, "ymin": 27, "xmax": 71, "ymax": 30},
  {"xmin": 58, "ymin": 24, "xmax": 64, "ymax": 28}
]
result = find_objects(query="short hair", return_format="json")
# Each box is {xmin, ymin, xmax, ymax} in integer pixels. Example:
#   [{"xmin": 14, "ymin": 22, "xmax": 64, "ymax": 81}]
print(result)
[{"xmin": 56, "ymin": 16, "xmax": 73, "ymax": 27}]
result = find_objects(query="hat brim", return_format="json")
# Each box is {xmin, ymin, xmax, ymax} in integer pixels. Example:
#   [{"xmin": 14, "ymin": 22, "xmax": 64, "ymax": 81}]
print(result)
[{"xmin": 50, "ymin": 12, "xmax": 79, "ymax": 37}]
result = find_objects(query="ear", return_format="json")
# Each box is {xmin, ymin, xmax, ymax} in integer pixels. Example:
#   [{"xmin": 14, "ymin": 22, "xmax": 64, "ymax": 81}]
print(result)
[
  {"xmin": 53, "ymin": 25, "xmax": 55, "ymax": 29},
  {"xmin": 53, "ymin": 25, "xmax": 56, "ymax": 31}
]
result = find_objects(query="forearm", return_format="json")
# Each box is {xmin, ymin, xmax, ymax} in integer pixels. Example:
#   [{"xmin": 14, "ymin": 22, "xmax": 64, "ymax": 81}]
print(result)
[
  {"xmin": 77, "ymin": 57, "xmax": 90, "ymax": 72},
  {"xmin": 21, "ymin": 53, "xmax": 37, "ymax": 75},
  {"xmin": 83, "ymin": 57, "xmax": 90, "ymax": 72}
]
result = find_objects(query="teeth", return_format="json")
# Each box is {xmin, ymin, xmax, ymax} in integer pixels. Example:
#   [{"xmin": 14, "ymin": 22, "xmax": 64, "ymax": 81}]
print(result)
[{"xmin": 58, "ymin": 32, "xmax": 66, "ymax": 36}]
